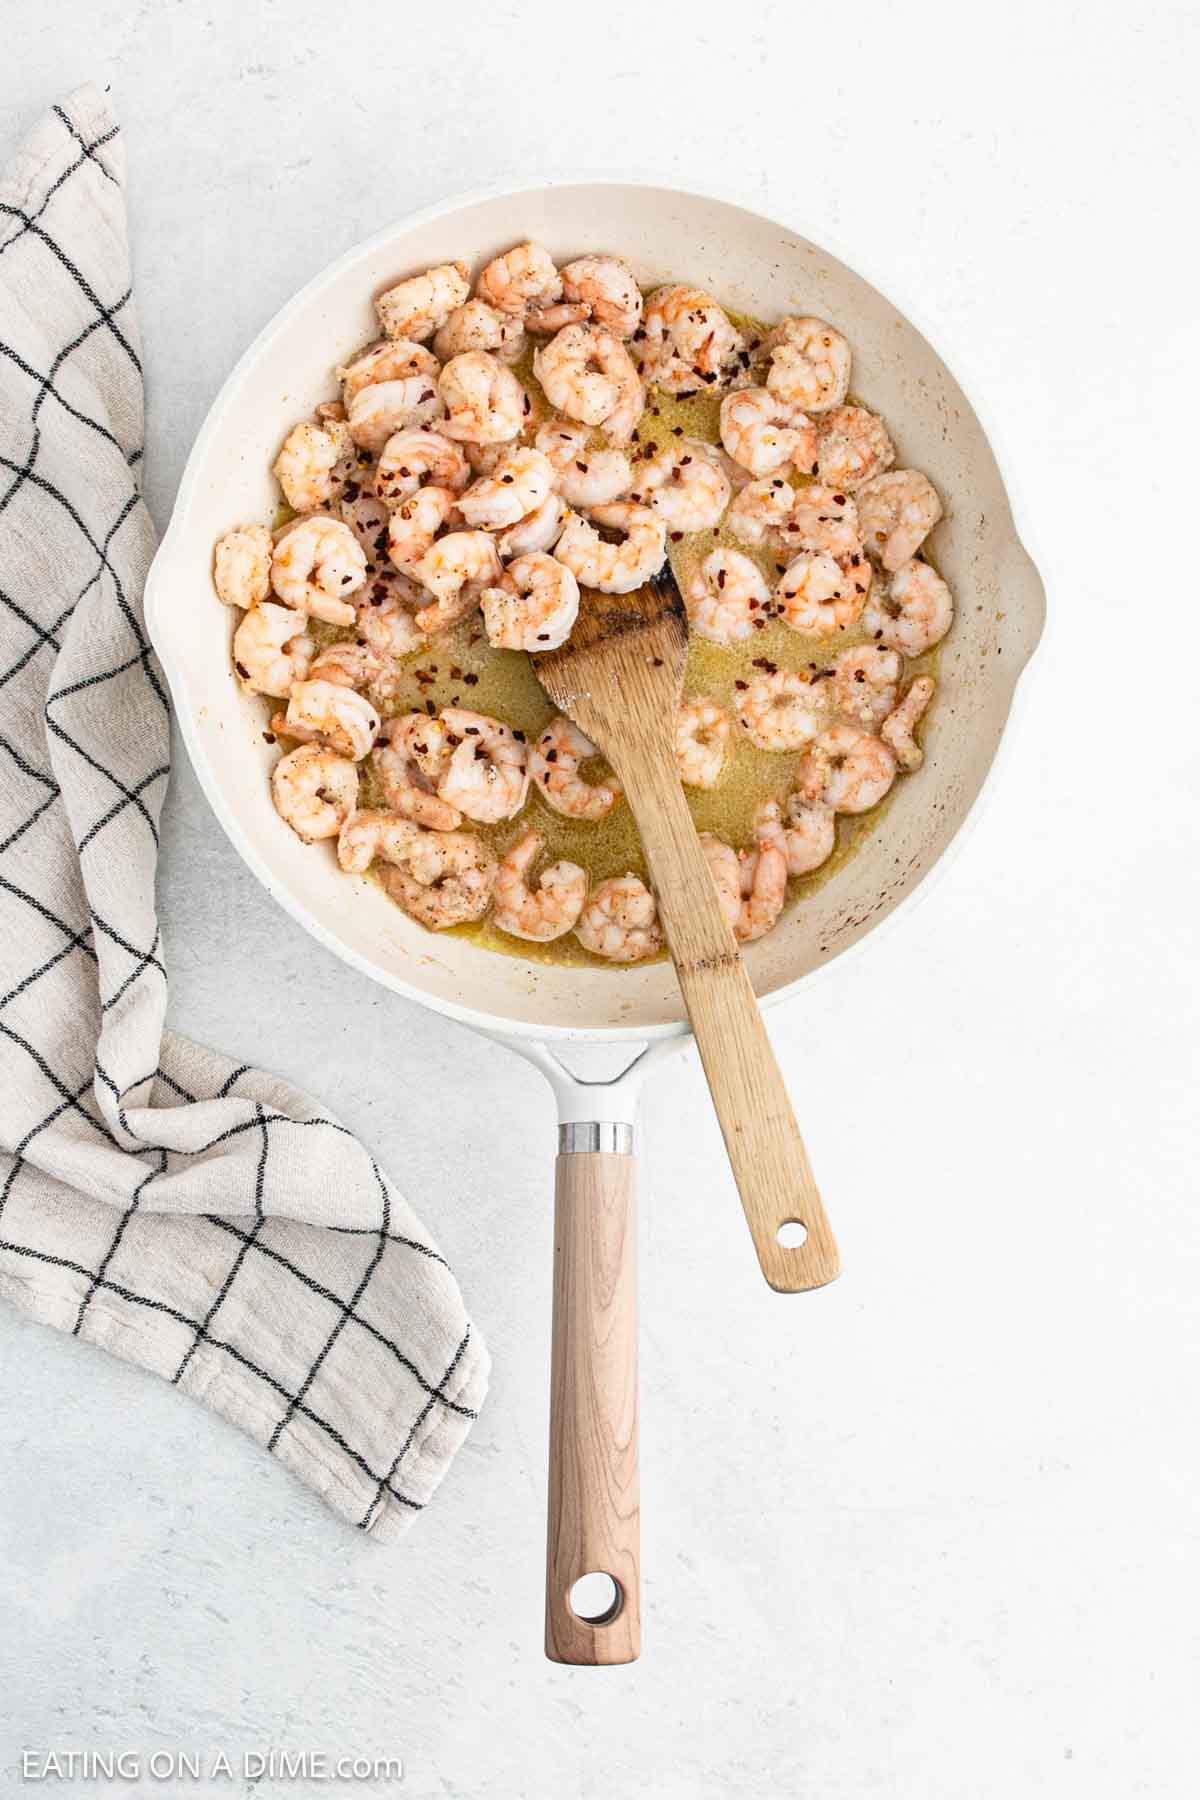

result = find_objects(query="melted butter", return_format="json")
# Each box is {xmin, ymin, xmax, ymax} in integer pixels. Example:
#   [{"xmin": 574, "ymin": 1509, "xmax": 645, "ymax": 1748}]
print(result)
[{"xmin": 272, "ymin": 304, "xmax": 939, "ymax": 969}]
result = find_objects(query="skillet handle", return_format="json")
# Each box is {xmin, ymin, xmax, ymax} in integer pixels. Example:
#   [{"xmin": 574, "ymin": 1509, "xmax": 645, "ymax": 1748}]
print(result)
[{"xmin": 545, "ymin": 1128, "xmax": 640, "ymax": 1665}]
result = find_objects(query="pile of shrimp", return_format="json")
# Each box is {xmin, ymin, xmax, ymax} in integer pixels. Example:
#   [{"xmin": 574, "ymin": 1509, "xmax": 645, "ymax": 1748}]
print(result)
[{"xmin": 214, "ymin": 243, "xmax": 952, "ymax": 960}]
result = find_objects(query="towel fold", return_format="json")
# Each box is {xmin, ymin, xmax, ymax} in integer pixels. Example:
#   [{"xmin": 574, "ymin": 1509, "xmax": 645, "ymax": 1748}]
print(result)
[{"xmin": 0, "ymin": 85, "xmax": 487, "ymax": 1541}]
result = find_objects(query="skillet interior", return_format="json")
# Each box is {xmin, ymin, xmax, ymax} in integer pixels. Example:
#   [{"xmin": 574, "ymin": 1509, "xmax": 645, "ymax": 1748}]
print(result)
[{"xmin": 145, "ymin": 182, "xmax": 1045, "ymax": 1040}]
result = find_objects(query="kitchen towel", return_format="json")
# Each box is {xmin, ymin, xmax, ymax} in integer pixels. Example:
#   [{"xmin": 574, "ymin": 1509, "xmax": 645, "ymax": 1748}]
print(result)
[{"xmin": 0, "ymin": 85, "xmax": 488, "ymax": 1541}]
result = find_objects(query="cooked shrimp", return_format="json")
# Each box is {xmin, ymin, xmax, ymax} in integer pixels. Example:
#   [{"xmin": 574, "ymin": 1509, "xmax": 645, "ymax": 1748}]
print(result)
[
  {"xmin": 386, "ymin": 486, "xmax": 458, "ymax": 573},
  {"xmin": 535, "ymin": 417, "xmax": 632, "ymax": 508},
  {"xmin": 214, "ymin": 523, "xmax": 272, "ymax": 609},
  {"xmin": 533, "ymin": 324, "xmax": 643, "ymax": 443},
  {"xmin": 856, "ymin": 469, "xmax": 943, "ymax": 571},
  {"xmin": 481, "ymin": 552, "xmax": 580, "ymax": 652},
  {"xmin": 554, "ymin": 502, "xmax": 666, "ymax": 594},
  {"xmin": 438, "ymin": 351, "xmax": 526, "ymax": 444},
  {"xmin": 338, "ymin": 338, "xmax": 440, "ymax": 405},
  {"xmin": 700, "ymin": 834, "xmax": 741, "ymax": 931},
  {"xmin": 726, "ymin": 476, "xmax": 796, "ymax": 548},
  {"xmin": 372, "ymin": 713, "xmax": 463, "ymax": 831},
  {"xmin": 816, "ymin": 405, "xmax": 895, "ymax": 491},
  {"xmin": 336, "ymin": 808, "xmax": 424, "ymax": 873},
  {"xmin": 575, "ymin": 875, "xmax": 663, "ymax": 962},
  {"xmin": 375, "ymin": 261, "xmax": 470, "ymax": 342},
  {"xmin": 495, "ymin": 491, "xmax": 567, "ymax": 557},
  {"xmin": 273, "ymin": 422, "xmax": 340, "ymax": 514},
  {"xmin": 735, "ymin": 838, "xmax": 787, "ymax": 942},
  {"xmin": 675, "ymin": 695, "xmax": 730, "ymax": 789},
  {"xmin": 764, "ymin": 316, "xmax": 851, "ymax": 414},
  {"xmin": 411, "ymin": 532, "xmax": 501, "ymax": 633},
  {"xmin": 630, "ymin": 438, "xmax": 731, "ymax": 533},
  {"xmin": 753, "ymin": 796, "xmax": 835, "ymax": 877},
  {"xmin": 775, "ymin": 550, "xmax": 871, "ymax": 637},
  {"xmin": 463, "ymin": 439, "xmax": 508, "ymax": 476},
  {"xmin": 232, "ymin": 602, "xmax": 313, "ymax": 696},
  {"xmin": 684, "ymin": 548, "xmax": 770, "ymax": 645},
  {"xmin": 829, "ymin": 643, "xmax": 901, "ymax": 729},
  {"xmin": 636, "ymin": 285, "xmax": 743, "ymax": 394},
  {"xmin": 347, "ymin": 374, "xmax": 444, "ymax": 453},
  {"xmin": 375, "ymin": 429, "xmax": 469, "ymax": 505},
  {"xmin": 794, "ymin": 724, "xmax": 896, "ymax": 814},
  {"xmin": 380, "ymin": 830, "xmax": 497, "ymax": 929},
  {"xmin": 862, "ymin": 557, "xmax": 953, "ymax": 655},
  {"xmin": 338, "ymin": 486, "xmax": 393, "ymax": 563},
  {"xmin": 320, "ymin": 414, "xmax": 364, "ymax": 503},
  {"xmin": 529, "ymin": 255, "xmax": 643, "ymax": 338},
  {"xmin": 437, "ymin": 708, "xmax": 530, "ymax": 824},
  {"xmin": 271, "ymin": 744, "xmax": 358, "ymax": 843},
  {"xmin": 530, "ymin": 717, "xmax": 621, "ymax": 821},
  {"xmin": 356, "ymin": 586, "xmax": 427, "ymax": 660},
  {"xmin": 475, "ymin": 241, "xmax": 561, "ymax": 316},
  {"xmin": 279, "ymin": 678, "xmax": 380, "ymax": 761},
  {"xmin": 880, "ymin": 675, "xmax": 936, "ymax": 771},
  {"xmin": 457, "ymin": 446, "xmax": 556, "ymax": 530},
  {"xmin": 492, "ymin": 828, "xmax": 588, "ymax": 942},
  {"xmin": 735, "ymin": 670, "xmax": 829, "ymax": 751},
  {"xmin": 433, "ymin": 298, "xmax": 526, "ymax": 366},
  {"xmin": 308, "ymin": 641, "xmax": 384, "ymax": 691},
  {"xmin": 719, "ymin": 388, "xmax": 818, "ymax": 477},
  {"xmin": 777, "ymin": 484, "xmax": 864, "ymax": 560},
  {"xmin": 271, "ymin": 515, "xmax": 367, "ymax": 624}
]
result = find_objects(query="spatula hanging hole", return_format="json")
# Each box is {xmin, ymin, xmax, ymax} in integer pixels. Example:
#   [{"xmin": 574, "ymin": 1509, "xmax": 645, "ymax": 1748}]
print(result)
[
  {"xmin": 777, "ymin": 1220, "xmax": 808, "ymax": 1248},
  {"xmin": 569, "ymin": 1572, "xmax": 622, "ymax": 1625}
]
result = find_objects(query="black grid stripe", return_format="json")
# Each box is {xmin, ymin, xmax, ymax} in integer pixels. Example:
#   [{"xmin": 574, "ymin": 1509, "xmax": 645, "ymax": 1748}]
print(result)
[{"xmin": 0, "ymin": 92, "xmax": 482, "ymax": 1537}]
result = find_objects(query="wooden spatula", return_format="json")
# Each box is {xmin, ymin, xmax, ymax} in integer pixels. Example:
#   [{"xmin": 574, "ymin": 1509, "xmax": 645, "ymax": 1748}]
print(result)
[
  {"xmin": 535, "ymin": 568, "xmax": 839, "ymax": 1663},
  {"xmin": 537, "ymin": 567, "xmax": 840, "ymax": 1296}
]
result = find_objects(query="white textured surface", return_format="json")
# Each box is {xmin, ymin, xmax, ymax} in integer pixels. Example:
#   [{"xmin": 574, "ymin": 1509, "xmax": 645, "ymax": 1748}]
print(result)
[{"xmin": 2, "ymin": 3, "xmax": 1198, "ymax": 1796}]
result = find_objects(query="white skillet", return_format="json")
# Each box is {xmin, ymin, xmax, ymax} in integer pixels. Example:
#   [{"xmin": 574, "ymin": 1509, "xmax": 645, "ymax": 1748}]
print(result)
[{"xmin": 145, "ymin": 179, "xmax": 1046, "ymax": 1663}]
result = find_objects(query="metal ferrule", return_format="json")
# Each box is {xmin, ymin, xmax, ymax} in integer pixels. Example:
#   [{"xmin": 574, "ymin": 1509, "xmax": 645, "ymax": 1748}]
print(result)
[{"xmin": 558, "ymin": 1121, "xmax": 634, "ymax": 1156}]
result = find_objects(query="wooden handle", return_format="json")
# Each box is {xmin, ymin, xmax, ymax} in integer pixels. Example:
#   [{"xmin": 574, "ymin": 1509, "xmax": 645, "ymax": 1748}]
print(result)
[
  {"xmin": 624, "ymin": 757, "xmax": 840, "ymax": 1293},
  {"xmin": 545, "ymin": 1150, "xmax": 640, "ymax": 1665}
]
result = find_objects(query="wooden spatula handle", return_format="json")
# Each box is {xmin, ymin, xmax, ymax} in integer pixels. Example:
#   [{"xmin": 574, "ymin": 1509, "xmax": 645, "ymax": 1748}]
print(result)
[
  {"xmin": 626, "ymin": 757, "xmax": 840, "ymax": 1293},
  {"xmin": 545, "ymin": 1146, "xmax": 640, "ymax": 1664}
]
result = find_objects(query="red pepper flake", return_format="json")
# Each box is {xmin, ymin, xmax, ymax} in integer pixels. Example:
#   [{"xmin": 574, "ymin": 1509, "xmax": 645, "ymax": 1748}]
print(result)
[
  {"xmin": 235, "ymin": 661, "xmax": 249, "ymax": 679},
  {"xmin": 716, "ymin": 568, "xmax": 727, "ymax": 589},
  {"xmin": 464, "ymin": 671, "xmax": 479, "ymax": 685},
  {"xmin": 669, "ymin": 530, "xmax": 683, "ymax": 542},
  {"xmin": 545, "ymin": 748, "xmax": 558, "ymax": 762},
  {"xmin": 833, "ymin": 494, "xmax": 846, "ymax": 505},
  {"xmin": 651, "ymin": 656, "xmax": 663, "ymax": 666},
  {"xmin": 263, "ymin": 730, "xmax": 276, "ymax": 744},
  {"xmin": 734, "ymin": 679, "xmax": 748, "ymax": 690},
  {"xmin": 501, "ymin": 474, "xmax": 514, "ymax": 484},
  {"xmin": 419, "ymin": 389, "xmax": 434, "ymax": 403},
  {"xmin": 576, "ymin": 461, "xmax": 589, "ymax": 473}
]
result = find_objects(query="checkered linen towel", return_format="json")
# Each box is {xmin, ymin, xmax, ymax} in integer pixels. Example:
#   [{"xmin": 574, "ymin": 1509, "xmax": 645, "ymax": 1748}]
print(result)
[{"xmin": 0, "ymin": 86, "xmax": 488, "ymax": 1541}]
